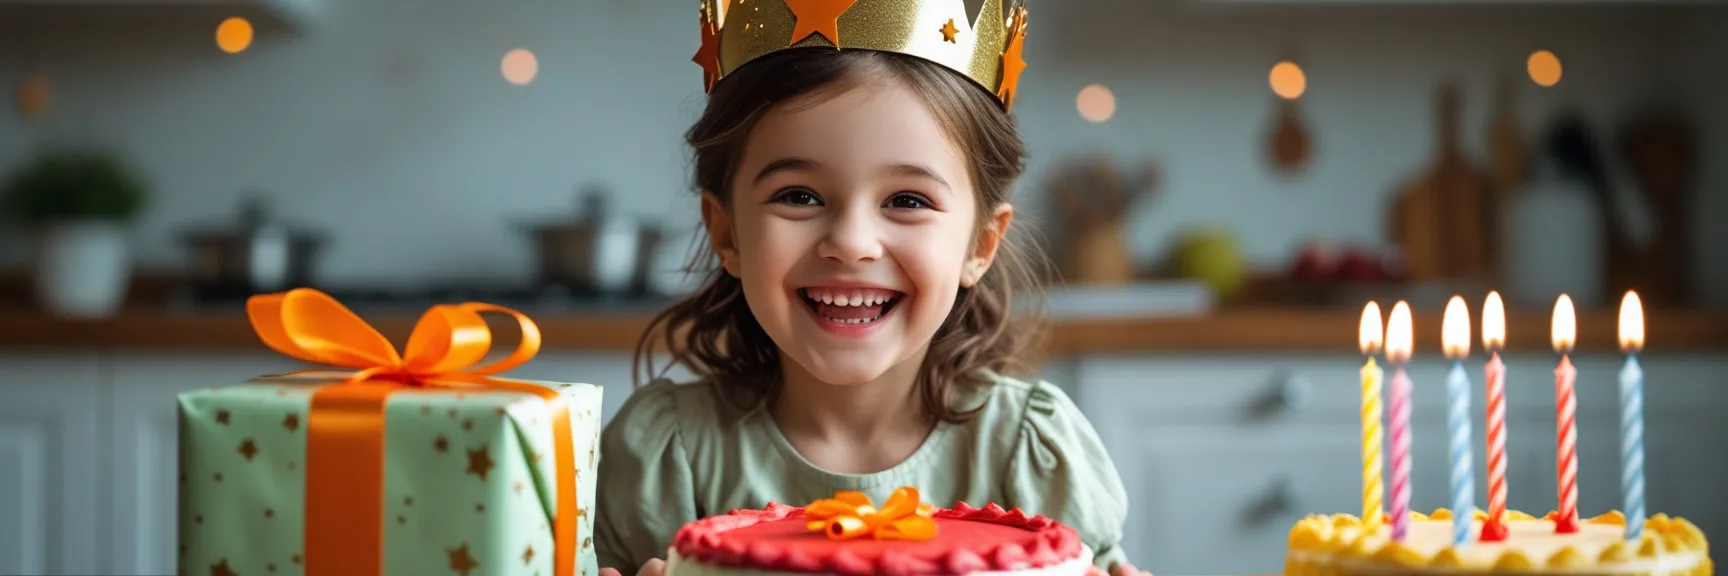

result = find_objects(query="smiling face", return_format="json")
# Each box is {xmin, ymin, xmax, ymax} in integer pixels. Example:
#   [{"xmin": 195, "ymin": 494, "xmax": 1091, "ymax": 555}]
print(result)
[{"xmin": 702, "ymin": 81, "xmax": 1011, "ymax": 386}]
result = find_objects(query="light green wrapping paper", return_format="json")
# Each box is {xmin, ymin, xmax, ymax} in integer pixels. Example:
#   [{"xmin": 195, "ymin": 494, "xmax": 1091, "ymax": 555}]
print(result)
[{"xmin": 177, "ymin": 372, "xmax": 602, "ymax": 576}]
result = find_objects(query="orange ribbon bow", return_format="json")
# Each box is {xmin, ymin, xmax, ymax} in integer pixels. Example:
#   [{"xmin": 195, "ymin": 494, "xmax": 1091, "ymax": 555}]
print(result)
[
  {"xmin": 248, "ymin": 288, "xmax": 577, "ymax": 576},
  {"xmin": 804, "ymin": 487, "xmax": 939, "ymax": 540}
]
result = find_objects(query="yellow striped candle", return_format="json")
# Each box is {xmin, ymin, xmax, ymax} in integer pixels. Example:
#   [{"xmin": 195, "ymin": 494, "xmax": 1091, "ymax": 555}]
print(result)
[{"xmin": 1360, "ymin": 302, "xmax": 1386, "ymax": 531}]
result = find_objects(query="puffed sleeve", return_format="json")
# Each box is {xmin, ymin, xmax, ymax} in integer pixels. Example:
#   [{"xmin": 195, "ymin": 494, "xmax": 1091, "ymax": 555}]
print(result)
[
  {"xmin": 595, "ymin": 379, "xmax": 699, "ymax": 575},
  {"xmin": 1002, "ymin": 381, "xmax": 1133, "ymax": 571}
]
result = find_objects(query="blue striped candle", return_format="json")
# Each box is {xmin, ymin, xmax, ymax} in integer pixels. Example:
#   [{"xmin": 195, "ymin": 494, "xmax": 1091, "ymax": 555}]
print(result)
[
  {"xmin": 1619, "ymin": 291, "xmax": 1646, "ymax": 541},
  {"xmin": 1442, "ymin": 296, "xmax": 1475, "ymax": 547}
]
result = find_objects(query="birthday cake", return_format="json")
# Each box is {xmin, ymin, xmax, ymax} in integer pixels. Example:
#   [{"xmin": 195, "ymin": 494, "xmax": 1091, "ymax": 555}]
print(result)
[
  {"xmin": 665, "ymin": 488, "xmax": 1094, "ymax": 576},
  {"xmin": 1286, "ymin": 508, "xmax": 1712, "ymax": 575}
]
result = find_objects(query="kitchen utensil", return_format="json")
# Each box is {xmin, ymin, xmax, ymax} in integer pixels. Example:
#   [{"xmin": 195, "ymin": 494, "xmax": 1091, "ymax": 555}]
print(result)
[
  {"xmin": 1051, "ymin": 153, "xmax": 1159, "ymax": 285},
  {"xmin": 1502, "ymin": 152, "xmax": 1605, "ymax": 310},
  {"xmin": 1487, "ymin": 74, "xmax": 1527, "ymax": 194},
  {"xmin": 1389, "ymin": 81, "xmax": 1493, "ymax": 282},
  {"xmin": 1268, "ymin": 98, "xmax": 1312, "ymax": 174},
  {"xmin": 1610, "ymin": 108, "xmax": 1696, "ymax": 307},
  {"xmin": 179, "ymin": 193, "xmax": 324, "ymax": 295},
  {"xmin": 523, "ymin": 184, "xmax": 663, "ymax": 297}
]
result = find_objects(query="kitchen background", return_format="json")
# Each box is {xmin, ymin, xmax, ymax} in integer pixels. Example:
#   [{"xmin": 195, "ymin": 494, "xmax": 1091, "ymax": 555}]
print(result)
[{"xmin": 1, "ymin": 0, "xmax": 1726, "ymax": 574}]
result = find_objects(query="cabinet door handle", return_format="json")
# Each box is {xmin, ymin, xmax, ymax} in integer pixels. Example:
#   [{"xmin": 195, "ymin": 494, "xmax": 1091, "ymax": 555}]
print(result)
[{"xmin": 1244, "ymin": 475, "xmax": 1299, "ymax": 524}]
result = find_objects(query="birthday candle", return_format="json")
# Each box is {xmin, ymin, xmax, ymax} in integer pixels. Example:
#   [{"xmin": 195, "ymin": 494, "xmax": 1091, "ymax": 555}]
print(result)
[
  {"xmin": 1442, "ymin": 296, "xmax": 1476, "ymax": 547},
  {"xmin": 1360, "ymin": 303, "xmax": 1386, "ymax": 531},
  {"xmin": 1480, "ymin": 292, "xmax": 1510, "ymax": 542},
  {"xmin": 1619, "ymin": 291, "xmax": 1647, "ymax": 541},
  {"xmin": 1553, "ymin": 294, "xmax": 1580, "ymax": 534},
  {"xmin": 1386, "ymin": 301, "xmax": 1415, "ymax": 542}
]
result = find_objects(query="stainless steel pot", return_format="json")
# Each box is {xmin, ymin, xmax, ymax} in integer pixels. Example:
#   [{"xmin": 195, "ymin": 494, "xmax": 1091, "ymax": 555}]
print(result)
[
  {"xmin": 180, "ymin": 195, "xmax": 324, "ymax": 294},
  {"xmin": 523, "ymin": 186, "xmax": 662, "ymax": 297}
]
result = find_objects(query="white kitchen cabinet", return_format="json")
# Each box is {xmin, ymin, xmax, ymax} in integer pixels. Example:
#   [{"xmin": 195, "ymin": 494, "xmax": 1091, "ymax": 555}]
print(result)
[
  {"xmin": 1073, "ymin": 353, "xmax": 1728, "ymax": 575},
  {"xmin": 0, "ymin": 352, "xmax": 103, "ymax": 576}
]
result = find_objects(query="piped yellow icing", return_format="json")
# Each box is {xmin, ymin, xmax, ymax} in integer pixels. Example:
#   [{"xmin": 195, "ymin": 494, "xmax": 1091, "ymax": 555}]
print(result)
[
  {"xmin": 1546, "ymin": 546, "xmax": 1589, "ymax": 568},
  {"xmin": 1592, "ymin": 510, "xmax": 1628, "ymax": 525},
  {"xmin": 1284, "ymin": 508, "xmax": 1711, "ymax": 575},
  {"xmin": 1599, "ymin": 541, "xmax": 1629, "ymax": 564},
  {"xmin": 1493, "ymin": 549, "xmax": 1535, "ymax": 571}
]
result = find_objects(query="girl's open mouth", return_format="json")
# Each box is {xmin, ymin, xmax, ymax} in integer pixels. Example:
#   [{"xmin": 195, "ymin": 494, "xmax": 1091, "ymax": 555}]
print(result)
[{"xmin": 798, "ymin": 287, "xmax": 905, "ymax": 326}]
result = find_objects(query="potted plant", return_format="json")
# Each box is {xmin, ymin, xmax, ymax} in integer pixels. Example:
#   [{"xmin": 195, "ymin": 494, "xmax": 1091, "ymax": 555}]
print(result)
[{"xmin": 1, "ymin": 149, "xmax": 149, "ymax": 318}]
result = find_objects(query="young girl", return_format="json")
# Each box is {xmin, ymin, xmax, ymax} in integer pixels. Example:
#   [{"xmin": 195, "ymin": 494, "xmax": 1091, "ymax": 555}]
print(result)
[{"xmin": 595, "ymin": 7, "xmax": 1144, "ymax": 576}]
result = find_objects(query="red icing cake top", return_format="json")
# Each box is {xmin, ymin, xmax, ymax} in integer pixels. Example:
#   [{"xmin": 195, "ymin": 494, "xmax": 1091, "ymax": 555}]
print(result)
[{"xmin": 672, "ymin": 501, "xmax": 1084, "ymax": 576}]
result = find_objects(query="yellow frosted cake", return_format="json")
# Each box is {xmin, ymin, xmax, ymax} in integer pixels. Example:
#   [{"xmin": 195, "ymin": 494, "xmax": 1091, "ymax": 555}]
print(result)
[{"xmin": 1286, "ymin": 508, "xmax": 1712, "ymax": 575}]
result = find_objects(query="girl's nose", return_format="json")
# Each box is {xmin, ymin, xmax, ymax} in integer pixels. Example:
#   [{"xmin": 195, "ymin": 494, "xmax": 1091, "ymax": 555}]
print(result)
[{"xmin": 816, "ymin": 203, "xmax": 883, "ymax": 264}]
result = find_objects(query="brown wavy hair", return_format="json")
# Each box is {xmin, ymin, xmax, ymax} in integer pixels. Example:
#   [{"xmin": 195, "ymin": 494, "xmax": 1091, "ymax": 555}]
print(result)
[{"xmin": 632, "ymin": 47, "xmax": 1050, "ymax": 423}]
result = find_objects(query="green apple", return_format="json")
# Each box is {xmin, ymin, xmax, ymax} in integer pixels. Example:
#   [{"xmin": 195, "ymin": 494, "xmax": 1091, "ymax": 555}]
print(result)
[{"xmin": 1171, "ymin": 228, "xmax": 1246, "ymax": 298}]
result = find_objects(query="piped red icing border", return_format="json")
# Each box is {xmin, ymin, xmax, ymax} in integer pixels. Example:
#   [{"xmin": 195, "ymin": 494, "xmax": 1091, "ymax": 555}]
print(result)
[{"xmin": 672, "ymin": 502, "xmax": 1083, "ymax": 576}]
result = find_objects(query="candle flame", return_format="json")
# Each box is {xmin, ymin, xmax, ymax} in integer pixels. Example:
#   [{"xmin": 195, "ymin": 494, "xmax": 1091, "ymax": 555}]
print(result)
[
  {"xmin": 1443, "ymin": 296, "xmax": 1470, "ymax": 359},
  {"xmin": 1482, "ymin": 291, "xmax": 1506, "ymax": 350},
  {"xmin": 1552, "ymin": 294, "xmax": 1576, "ymax": 353},
  {"xmin": 1386, "ymin": 300, "xmax": 1413, "ymax": 363},
  {"xmin": 1360, "ymin": 302, "xmax": 1385, "ymax": 354},
  {"xmin": 1619, "ymin": 291, "xmax": 1644, "ymax": 352}
]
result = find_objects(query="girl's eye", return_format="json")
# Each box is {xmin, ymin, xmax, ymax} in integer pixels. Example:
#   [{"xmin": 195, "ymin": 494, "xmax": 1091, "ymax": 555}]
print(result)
[
  {"xmin": 886, "ymin": 193, "xmax": 932, "ymax": 210},
  {"xmin": 772, "ymin": 188, "xmax": 822, "ymax": 206}
]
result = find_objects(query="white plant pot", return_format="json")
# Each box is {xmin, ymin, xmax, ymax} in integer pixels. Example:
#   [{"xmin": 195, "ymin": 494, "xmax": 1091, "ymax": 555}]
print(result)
[{"xmin": 34, "ymin": 221, "xmax": 133, "ymax": 318}]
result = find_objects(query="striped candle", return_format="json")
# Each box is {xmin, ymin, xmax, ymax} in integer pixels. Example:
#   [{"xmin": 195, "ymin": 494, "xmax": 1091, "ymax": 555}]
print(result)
[
  {"xmin": 1619, "ymin": 291, "xmax": 1647, "ymax": 541},
  {"xmin": 1442, "ymin": 296, "xmax": 1475, "ymax": 547},
  {"xmin": 1481, "ymin": 292, "xmax": 1509, "ymax": 542},
  {"xmin": 1553, "ymin": 294, "xmax": 1581, "ymax": 534},
  {"xmin": 1385, "ymin": 302, "xmax": 1415, "ymax": 542},
  {"xmin": 1360, "ymin": 302, "xmax": 1386, "ymax": 531}
]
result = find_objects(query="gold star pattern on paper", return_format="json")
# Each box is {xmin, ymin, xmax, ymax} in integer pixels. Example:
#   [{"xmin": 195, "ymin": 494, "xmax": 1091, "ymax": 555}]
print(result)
[
  {"xmin": 785, "ymin": 0, "xmax": 858, "ymax": 46},
  {"xmin": 180, "ymin": 472, "xmax": 188, "ymax": 485},
  {"xmin": 940, "ymin": 19, "xmax": 959, "ymax": 43},
  {"xmin": 238, "ymin": 439, "xmax": 259, "ymax": 461},
  {"xmin": 282, "ymin": 413, "xmax": 299, "ymax": 432},
  {"xmin": 420, "ymin": 404, "xmax": 432, "ymax": 415},
  {"xmin": 475, "ymin": 502, "xmax": 486, "ymax": 513},
  {"xmin": 693, "ymin": 3, "xmax": 724, "ymax": 92},
  {"xmin": 286, "ymin": 460, "xmax": 296, "ymax": 471},
  {"xmin": 461, "ymin": 419, "xmax": 473, "ymax": 432},
  {"xmin": 466, "ymin": 447, "xmax": 495, "ymax": 481},
  {"xmin": 213, "ymin": 472, "xmax": 224, "ymax": 483},
  {"xmin": 522, "ymin": 545, "xmax": 535, "ymax": 565},
  {"xmin": 405, "ymin": 496, "xmax": 415, "ymax": 506},
  {"xmin": 513, "ymin": 481, "xmax": 524, "ymax": 495},
  {"xmin": 264, "ymin": 507, "xmax": 275, "ymax": 519},
  {"xmin": 448, "ymin": 542, "xmax": 479, "ymax": 576},
  {"xmin": 997, "ymin": 6, "xmax": 1029, "ymax": 110},
  {"xmin": 530, "ymin": 450, "xmax": 542, "ymax": 462},
  {"xmin": 210, "ymin": 558, "xmax": 238, "ymax": 576},
  {"xmin": 434, "ymin": 435, "xmax": 450, "ymax": 453},
  {"xmin": 397, "ymin": 514, "xmax": 406, "ymax": 524},
  {"xmin": 194, "ymin": 513, "xmax": 204, "ymax": 525},
  {"xmin": 267, "ymin": 563, "xmax": 277, "ymax": 572},
  {"xmin": 215, "ymin": 410, "xmax": 231, "ymax": 425},
  {"xmin": 292, "ymin": 553, "xmax": 302, "ymax": 565},
  {"xmin": 446, "ymin": 407, "xmax": 459, "ymax": 420}
]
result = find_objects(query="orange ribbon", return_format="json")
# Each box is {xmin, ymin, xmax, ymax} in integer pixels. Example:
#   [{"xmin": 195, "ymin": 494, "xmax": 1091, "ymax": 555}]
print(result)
[
  {"xmin": 803, "ymin": 487, "xmax": 938, "ymax": 540},
  {"xmin": 247, "ymin": 288, "xmax": 577, "ymax": 576}
]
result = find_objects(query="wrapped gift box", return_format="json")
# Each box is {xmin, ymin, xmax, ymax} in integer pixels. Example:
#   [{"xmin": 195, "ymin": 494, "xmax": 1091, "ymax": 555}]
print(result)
[{"xmin": 176, "ymin": 289, "xmax": 602, "ymax": 576}]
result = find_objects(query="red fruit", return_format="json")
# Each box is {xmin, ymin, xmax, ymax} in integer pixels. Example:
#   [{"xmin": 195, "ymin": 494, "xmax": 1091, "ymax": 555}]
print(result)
[{"xmin": 1290, "ymin": 241, "xmax": 1339, "ymax": 281}]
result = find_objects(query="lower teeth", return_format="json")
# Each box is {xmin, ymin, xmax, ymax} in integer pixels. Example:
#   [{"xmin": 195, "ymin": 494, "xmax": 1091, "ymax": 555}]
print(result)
[{"xmin": 824, "ymin": 315, "xmax": 882, "ymax": 325}]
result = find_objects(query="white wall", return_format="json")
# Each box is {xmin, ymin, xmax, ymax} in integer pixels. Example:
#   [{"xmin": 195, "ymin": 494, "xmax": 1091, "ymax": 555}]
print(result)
[{"xmin": 2, "ymin": 0, "xmax": 1723, "ymax": 302}]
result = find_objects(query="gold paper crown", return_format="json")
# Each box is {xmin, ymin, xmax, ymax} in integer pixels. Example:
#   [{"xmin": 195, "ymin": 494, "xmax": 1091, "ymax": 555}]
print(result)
[{"xmin": 692, "ymin": 0, "xmax": 1031, "ymax": 109}]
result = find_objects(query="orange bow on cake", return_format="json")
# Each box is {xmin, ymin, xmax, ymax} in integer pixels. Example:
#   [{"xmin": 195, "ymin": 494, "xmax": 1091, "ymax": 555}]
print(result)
[{"xmin": 804, "ymin": 487, "xmax": 938, "ymax": 540}]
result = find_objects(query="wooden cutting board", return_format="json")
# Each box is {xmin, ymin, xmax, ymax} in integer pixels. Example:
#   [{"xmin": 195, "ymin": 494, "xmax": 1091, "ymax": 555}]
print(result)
[{"xmin": 1391, "ymin": 81, "xmax": 1494, "ymax": 282}]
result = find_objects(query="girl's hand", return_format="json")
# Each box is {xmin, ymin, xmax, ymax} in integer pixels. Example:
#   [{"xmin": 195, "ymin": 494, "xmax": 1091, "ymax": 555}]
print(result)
[{"xmin": 600, "ymin": 559, "xmax": 666, "ymax": 576}]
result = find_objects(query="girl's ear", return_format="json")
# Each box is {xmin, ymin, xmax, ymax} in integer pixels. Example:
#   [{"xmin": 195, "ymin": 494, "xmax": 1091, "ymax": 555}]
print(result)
[
  {"xmin": 700, "ymin": 190, "xmax": 742, "ymax": 278},
  {"xmin": 962, "ymin": 203, "xmax": 1015, "ymax": 288}
]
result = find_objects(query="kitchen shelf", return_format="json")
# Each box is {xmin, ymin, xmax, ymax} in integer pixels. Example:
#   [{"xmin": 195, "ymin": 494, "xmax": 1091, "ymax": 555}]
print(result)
[{"xmin": 1, "ymin": 307, "xmax": 1722, "ymax": 354}]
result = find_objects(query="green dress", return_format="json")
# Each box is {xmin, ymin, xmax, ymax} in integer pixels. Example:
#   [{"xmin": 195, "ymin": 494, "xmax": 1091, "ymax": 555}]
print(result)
[{"xmin": 593, "ymin": 371, "xmax": 1133, "ymax": 574}]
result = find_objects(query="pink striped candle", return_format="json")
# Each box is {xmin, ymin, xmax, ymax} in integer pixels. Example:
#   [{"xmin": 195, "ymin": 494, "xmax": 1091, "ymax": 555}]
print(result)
[{"xmin": 1385, "ymin": 301, "xmax": 1415, "ymax": 542}]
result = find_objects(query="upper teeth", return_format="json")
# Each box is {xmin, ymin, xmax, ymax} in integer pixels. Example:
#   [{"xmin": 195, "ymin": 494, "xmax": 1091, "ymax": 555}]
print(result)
[{"xmin": 804, "ymin": 288, "xmax": 897, "ymax": 306}]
